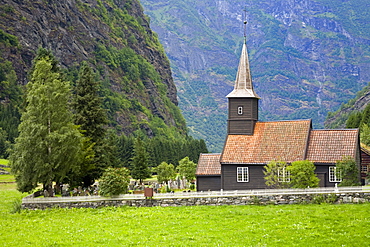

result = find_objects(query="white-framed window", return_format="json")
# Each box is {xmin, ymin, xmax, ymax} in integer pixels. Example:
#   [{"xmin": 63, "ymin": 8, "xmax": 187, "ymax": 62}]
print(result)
[
  {"xmin": 361, "ymin": 165, "xmax": 368, "ymax": 173},
  {"xmin": 237, "ymin": 106, "xmax": 243, "ymax": 115},
  {"xmin": 329, "ymin": 166, "xmax": 342, "ymax": 182},
  {"xmin": 237, "ymin": 167, "xmax": 249, "ymax": 182},
  {"xmin": 278, "ymin": 167, "xmax": 290, "ymax": 182}
]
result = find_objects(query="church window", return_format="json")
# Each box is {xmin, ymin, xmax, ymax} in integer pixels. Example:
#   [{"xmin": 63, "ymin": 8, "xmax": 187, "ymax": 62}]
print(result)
[
  {"xmin": 237, "ymin": 167, "xmax": 249, "ymax": 182},
  {"xmin": 278, "ymin": 167, "xmax": 290, "ymax": 182},
  {"xmin": 238, "ymin": 106, "xmax": 243, "ymax": 115},
  {"xmin": 329, "ymin": 167, "xmax": 342, "ymax": 182},
  {"xmin": 361, "ymin": 165, "xmax": 368, "ymax": 173}
]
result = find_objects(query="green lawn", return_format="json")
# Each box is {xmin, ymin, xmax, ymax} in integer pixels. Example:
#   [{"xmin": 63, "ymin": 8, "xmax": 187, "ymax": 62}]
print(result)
[
  {"xmin": 0, "ymin": 183, "xmax": 369, "ymax": 246},
  {"xmin": 0, "ymin": 159, "xmax": 9, "ymax": 165},
  {"xmin": 0, "ymin": 174, "xmax": 15, "ymax": 183}
]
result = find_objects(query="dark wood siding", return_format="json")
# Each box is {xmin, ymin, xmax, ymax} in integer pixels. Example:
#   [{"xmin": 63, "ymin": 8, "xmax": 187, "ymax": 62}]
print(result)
[
  {"xmin": 227, "ymin": 120, "xmax": 256, "ymax": 135},
  {"xmin": 314, "ymin": 164, "xmax": 335, "ymax": 187},
  {"xmin": 253, "ymin": 100, "xmax": 258, "ymax": 120},
  {"xmin": 228, "ymin": 98, "xmax": 258, "ymax": 135},
  {"xmin": 361, "ymin": 150, "xmax": 370, "ymax": 180},
  {"xmin": 228, "ymin": 98, "xmax": 258, "ymax": 119},
  {"xmin": 197, "ymin": 176, "xmax": 221, "ymax": 191},
  {"xmin": 221, "ymin": 164, "xmax": 267, "ymax": 190},
  {"xmin": 220, "ymin": 163, "xmax": 339, "ymax": 190}
]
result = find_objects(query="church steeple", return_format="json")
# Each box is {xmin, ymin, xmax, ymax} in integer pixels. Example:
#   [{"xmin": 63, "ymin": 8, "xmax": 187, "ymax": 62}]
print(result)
[
  {"xmin": 226, "ymin": 16, "xmax": 259, "ymax": 135},
  {"xmin": 226, "ymin": 41, "xmax": 259, "ymax": 99}
]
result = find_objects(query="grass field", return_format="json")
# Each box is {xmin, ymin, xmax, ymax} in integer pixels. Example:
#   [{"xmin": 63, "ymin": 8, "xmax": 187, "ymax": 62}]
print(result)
[
  {"xmin": 0, "ymin": 159, "xmax": 9, "ymax": 165},
  {"xmin": 0, "ymin": 182, "xmax": 370, "ymax": 246}
]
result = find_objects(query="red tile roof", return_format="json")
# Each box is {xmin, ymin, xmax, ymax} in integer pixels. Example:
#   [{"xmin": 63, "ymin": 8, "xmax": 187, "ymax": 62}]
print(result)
[
  {"xmin": 306, "ymin": 129, "xmax": 359, "ymax": 163},
  {"xmin": 196, "ymin": 153, "xmax": 221, "ymax": 175},
  {"xmin": 221, "ymin": 120, "xmax": 311, "ymax": 164}
]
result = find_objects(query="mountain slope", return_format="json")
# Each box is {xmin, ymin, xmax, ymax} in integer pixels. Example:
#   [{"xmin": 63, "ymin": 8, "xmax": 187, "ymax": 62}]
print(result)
[
  {"xmin": 0, "ymin": 0, "xmax": 186, "ymax": 139},
  {"xmin": 325, "ymin": 83, "xmax": 370, "ymax": 129},
  {"xmin": 141, "ymin": 0, "xmax": 370, "ymax": 152}
]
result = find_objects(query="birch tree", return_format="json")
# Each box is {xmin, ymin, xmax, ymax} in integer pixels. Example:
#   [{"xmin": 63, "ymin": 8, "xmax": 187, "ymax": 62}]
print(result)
[{"xmin": 10, "ymin": 57, "xmax": 82, "ymax": 195}]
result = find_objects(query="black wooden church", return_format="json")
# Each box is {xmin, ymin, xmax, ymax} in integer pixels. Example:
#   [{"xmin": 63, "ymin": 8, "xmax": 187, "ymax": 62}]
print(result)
[{"xmin": 196, "ymin": 36, "xmax": 360, "ymax": 191}]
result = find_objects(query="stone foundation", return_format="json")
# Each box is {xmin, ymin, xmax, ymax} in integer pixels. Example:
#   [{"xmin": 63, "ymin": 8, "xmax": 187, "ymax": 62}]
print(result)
[{"xmin": 22, "ymin": 192, "xmax": 370, "ymax": 210}]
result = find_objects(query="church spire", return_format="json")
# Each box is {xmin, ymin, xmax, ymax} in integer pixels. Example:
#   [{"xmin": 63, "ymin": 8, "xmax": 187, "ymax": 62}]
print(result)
[
  {"xmin": 226, "ymin": 9, "xmax": 259, "ymax": 135},
  {"xmin": 226, "ymin": 13, "xmax": 259, "ymax": 99}
]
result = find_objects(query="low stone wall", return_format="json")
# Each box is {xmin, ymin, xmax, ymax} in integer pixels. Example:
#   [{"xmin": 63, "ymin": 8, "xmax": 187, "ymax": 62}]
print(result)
[{"xmin": 22, "ymin": 192, "xmax": 370, "ymax": 210}]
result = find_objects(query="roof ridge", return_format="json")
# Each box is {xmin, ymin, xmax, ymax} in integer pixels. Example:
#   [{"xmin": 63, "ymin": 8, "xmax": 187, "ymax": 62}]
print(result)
[
  {"xmin": 312, "ymin": 128, "xmax": 359, "ymax": 131},
  {"xmin": 258, "ymin": 119, "xmax": 312, "ymax": 123}
]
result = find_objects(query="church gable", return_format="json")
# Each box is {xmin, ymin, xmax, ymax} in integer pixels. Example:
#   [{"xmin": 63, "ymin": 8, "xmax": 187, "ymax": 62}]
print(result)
[{"xmin": 221, "ymin": 120, "xmax": 312, "ymax": 164}]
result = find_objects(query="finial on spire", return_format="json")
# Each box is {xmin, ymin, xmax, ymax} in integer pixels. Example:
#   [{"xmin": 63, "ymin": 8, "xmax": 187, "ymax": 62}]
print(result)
[
  {"xmin": 243, "ymin": 7, "xmax": 247, "ymax": 43},
  {"xmin": 226, "ymin": 7, "xmax": 259, "ymax": 99}
]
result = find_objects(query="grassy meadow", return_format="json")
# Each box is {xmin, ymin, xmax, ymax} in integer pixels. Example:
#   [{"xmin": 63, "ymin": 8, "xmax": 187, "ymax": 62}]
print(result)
[{"xmin": 0, "ymin": 183, "xmax": 369, "ymax": 246}]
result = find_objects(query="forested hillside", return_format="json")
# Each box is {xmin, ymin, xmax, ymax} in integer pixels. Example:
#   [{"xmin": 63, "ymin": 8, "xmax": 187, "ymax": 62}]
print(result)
[
  {"xmin": 0, "ymin": 0, "xmax": 207, "ymax": 162},
  {"xmin": 325, "ymin": 83, "xmax": 370, "ymax": 129},
  {"xmin": 141, "ymin": 0, "xmax": 370, "ymax": 152},
  {"xmin": 0, "ymin": 0, "xmax": 186, "ymax": 139}
]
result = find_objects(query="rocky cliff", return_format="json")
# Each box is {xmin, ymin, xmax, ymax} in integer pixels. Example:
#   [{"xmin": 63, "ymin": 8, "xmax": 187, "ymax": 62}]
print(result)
[
  {"xmin": 0, "ymin": 0, "xmax": 187, "ymax": 138},
  {"xmin": 325, "ymin": 83, "xmax": 370, "ymax": 129},
  {"xmin": 141, "ymin": 0, "xmax": 370, "ymax": 151}
]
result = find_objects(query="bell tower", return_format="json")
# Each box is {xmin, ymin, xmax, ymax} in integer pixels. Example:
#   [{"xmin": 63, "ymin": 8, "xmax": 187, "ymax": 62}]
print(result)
[{"xmin": 226, "ymin": 17, "xmax": 259, "ymax": 135}]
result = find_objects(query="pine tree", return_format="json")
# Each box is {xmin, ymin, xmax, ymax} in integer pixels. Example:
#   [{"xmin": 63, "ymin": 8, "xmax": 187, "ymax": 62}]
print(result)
[
  {"xmin": 360, "ymin": 104, "xmax": 370, "ymax": 127},
  {"xmin": 72, "ymin": 62, "xmax": 108, "ymax": 186},
  {"xmin": 117, "ymin": 134, "xmax": 134, "ymax": 167},
  {"xmin": 131, "ymin": 136, "xmax": 151, "ymax": 183},
  {"xmin": 346, "ymin": 111, "xmax": 362, "ymax": 128},
  {"xmin": 0, "ymin": 127, "xmax": 10, "ymax": 158},
  {"xmin": 9, "ymin": 57, "xmax": 82, "ymax": 194},
  {"xmin": 360, "ymin": 123, "xmax": 370, "ymax": 146}
]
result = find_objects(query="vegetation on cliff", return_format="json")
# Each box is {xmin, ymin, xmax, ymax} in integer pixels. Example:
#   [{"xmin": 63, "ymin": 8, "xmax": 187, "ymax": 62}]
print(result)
[
  {"xmin": 141, "ymin": 0, "xmax": 370, "ymax": 152},
  {"xmin": 0, "ymin": 0, "xmax": 208, "ymax": 190},
  {"xmin": 0, "ymin": 0, "xmax": 189, "ymax": 142}
]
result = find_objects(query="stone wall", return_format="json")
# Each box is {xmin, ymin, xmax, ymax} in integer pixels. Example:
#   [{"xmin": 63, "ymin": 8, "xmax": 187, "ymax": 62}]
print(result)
[{"xmin": 22, "ymin": 192, "xmax": 370, "ymax": 210}]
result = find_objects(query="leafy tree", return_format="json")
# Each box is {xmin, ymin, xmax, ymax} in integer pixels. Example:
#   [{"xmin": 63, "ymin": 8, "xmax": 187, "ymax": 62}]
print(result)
[
  {"xmin": 263, "ymin": 160, "xmax": 290, "ymax": 189},
  {"xmin": 360, "ymin": 123, "xmax": 370, "ymax": 146},
  {"xmin": 177, "ymin": 156, "xmax": 197, "ymax": 182},
  {"xmin": 336, "ymin": 156, "xmax": 360, "ymax": 186},
  {"xmin": 288, "ymin": 160, "xmax": 319, "ymax": 188},
  {"xmin": 9, "ymin": 57, "xmax": 83, "ymax": 194},
  {"xmin": 155, "ymin": 162, "xmax": 176, "ymax": 184},
  {"xmin": 72, "ymin": 61, "xmax": 109, "ymax": 186},
  {"xmin": 131, "ymin": 136, "xmax": 151, "ymax": 183},
  {"xmin": 28, "ymin": 47, "xmax": 60, "ymax": 76},
  {"xmin": 99, "ymin": 167, "xmax": 130, "ymax": 196}
]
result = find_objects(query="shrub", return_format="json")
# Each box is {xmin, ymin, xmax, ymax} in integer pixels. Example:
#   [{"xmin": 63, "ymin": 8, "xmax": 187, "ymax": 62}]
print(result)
[
  {"xmin": 99, "ymin": 167, "xmax": 130, "ymax": 197},
  {"xmin": 288, "ymin": 160, "xmax": 319, "ymax": 188},
  {"xmin": 336, "ymin": 156, "xmax": 361, "ymax": 186}
]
